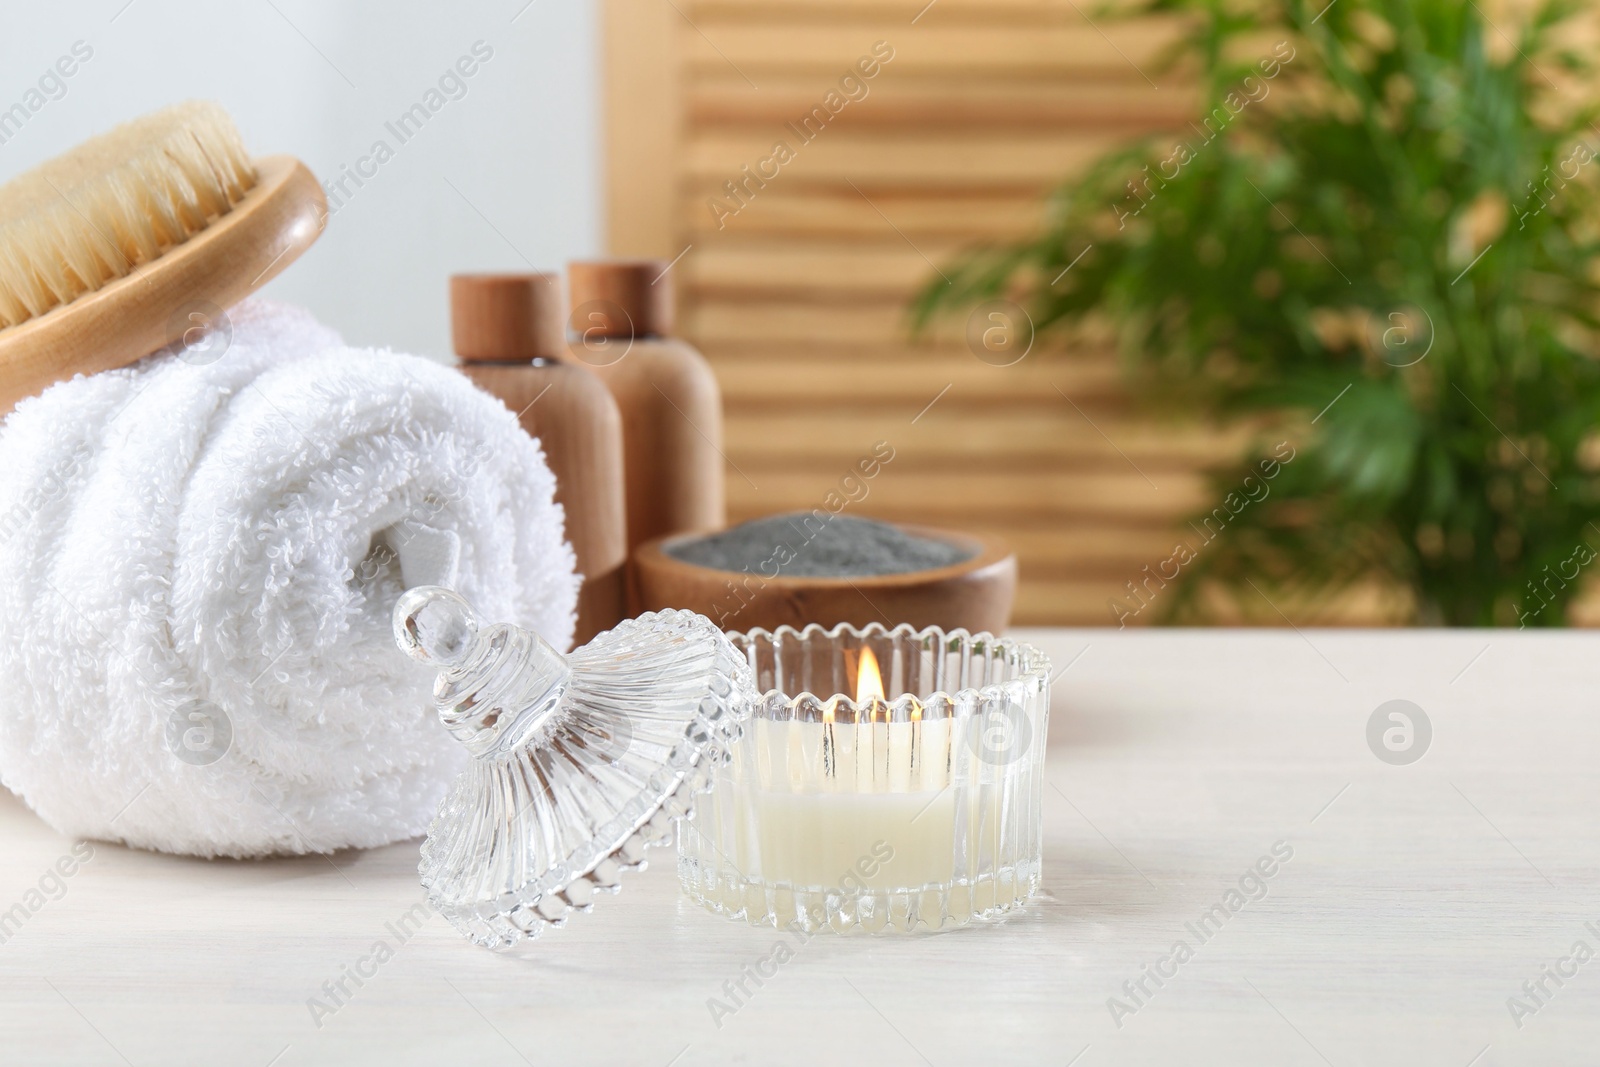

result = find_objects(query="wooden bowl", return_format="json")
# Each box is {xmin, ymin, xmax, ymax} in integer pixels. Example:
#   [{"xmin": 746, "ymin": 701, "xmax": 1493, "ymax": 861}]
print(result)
[{"xmin": 632, "ymin": 524, "xmax": 1017, "ymax": 635}]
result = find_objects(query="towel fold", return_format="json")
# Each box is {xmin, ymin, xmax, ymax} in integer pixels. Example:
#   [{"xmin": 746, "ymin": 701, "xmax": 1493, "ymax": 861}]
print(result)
[{"xmin": 0, "ymin": 299, "xmax": 578, "ymax": 857}]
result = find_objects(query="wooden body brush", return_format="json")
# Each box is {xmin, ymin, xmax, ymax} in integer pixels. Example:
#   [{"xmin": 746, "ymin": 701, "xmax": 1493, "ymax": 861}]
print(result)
[{"xmin": 0, "ymin": 101, "xmax": 326, "ymax": 414}]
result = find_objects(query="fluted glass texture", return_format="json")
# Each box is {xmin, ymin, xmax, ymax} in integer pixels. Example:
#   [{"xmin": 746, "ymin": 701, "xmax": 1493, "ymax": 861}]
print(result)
[
  {"xmin": 395, "ymin": 587, "xmax": 750, "ymax": 949},
  {"xmin": 678, "ymin": 623, "xmax": 1050, "ymax": 933}
]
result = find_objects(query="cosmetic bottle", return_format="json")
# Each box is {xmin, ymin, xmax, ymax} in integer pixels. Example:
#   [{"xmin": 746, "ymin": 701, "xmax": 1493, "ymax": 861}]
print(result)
[
  {"xmin": 451, "ymin": 273, "xmax": 626, "ymax": 646},
  {"xmin": 566, "ymin": 260, "xmax": 725, "ymax": 560}
]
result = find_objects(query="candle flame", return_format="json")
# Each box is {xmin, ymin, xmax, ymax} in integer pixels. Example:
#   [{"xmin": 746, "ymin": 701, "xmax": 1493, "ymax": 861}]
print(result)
[{"xmin": 856, "ymin": 646, "xmax": 885, "ymax": 704}]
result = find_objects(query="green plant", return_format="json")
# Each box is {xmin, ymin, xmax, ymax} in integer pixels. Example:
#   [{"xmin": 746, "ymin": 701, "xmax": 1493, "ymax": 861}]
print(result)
[{"xmin": 915, "ymin": 0, "xmax": 1600, "ymax": 626}]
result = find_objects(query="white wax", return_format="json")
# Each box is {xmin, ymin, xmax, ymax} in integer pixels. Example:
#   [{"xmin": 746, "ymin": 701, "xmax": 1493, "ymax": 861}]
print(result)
[
  {"xmin": 745, "ymin": 787, "xmax": 956, "ymax": 891},
  {"xmin": 721, "ymin": 715, "xmax": 964, "ymax": 892}
]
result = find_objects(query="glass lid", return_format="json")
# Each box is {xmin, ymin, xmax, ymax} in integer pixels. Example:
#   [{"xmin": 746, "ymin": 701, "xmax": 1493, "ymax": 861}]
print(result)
[{"xmin": 393, "ymin": 586, "xmax": 751, "ymax": 949}]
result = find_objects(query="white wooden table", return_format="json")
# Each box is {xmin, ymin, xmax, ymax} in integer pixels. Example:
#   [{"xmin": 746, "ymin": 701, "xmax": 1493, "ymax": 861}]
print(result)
[{"xmin": 3, "ymin": 629, "xmax": 1597, "ymax": 1066}]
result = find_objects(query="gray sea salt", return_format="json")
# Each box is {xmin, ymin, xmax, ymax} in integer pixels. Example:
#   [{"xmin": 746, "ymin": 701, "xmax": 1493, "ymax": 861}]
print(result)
[{"xmin": 668, "ymin": 513, "xmax": 973, "ymax": 578}]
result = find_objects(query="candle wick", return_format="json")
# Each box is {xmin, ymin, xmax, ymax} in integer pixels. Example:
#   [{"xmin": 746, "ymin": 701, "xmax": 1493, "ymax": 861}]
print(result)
[
  {"xmin": 823, "ymin": 718, "xmax": 835, "ymax": 780},
  {"xmin": 879, "ymin": 700, "xmax": 889, "ymax": 785}
]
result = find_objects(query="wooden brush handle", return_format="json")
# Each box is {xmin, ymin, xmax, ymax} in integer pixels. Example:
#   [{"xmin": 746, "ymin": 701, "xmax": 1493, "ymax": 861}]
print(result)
[{"xmin": 0, "ymin": 154, "xmax": 325, "ymax": 415}]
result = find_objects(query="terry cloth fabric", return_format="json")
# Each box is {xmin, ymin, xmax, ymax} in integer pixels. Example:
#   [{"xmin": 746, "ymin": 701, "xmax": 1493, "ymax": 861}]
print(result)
[{"xmin": 0, "ymin": 299, "xmax": 578, "ymax": 857}]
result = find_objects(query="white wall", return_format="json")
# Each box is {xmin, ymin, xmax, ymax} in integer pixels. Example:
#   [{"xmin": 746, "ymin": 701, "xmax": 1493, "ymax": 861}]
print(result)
[{"xmin": 0, "ymin": 0, "xmax": 600, "ymax": 361}]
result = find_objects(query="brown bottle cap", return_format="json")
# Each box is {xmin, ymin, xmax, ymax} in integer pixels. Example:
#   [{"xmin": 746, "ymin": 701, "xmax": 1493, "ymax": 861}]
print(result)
[
  {"xmin": 450, "ymin": 273, "xmax": 565, "ymax": 361},
  {"xmin": 567, "ymin": 259, "xmax": 674, "ymax": 339}
]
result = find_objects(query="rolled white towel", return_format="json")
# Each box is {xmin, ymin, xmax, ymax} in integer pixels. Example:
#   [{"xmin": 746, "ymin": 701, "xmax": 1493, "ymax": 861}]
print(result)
[{"xmin": 0, "ymin": 299, "xmax": 578, "ymax": 858}]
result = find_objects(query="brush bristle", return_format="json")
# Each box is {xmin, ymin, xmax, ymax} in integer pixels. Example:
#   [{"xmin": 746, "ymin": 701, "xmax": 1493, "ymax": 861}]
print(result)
[{"xmin": 0, "ymin": 101, "xmax": 257, "ymax": 329}]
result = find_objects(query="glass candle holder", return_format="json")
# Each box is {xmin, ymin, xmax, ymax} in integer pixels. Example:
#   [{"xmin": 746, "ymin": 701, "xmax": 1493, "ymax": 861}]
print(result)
[{"xmin": 678, "ymin": 623, "xmax": 1051, "ymax": 933}]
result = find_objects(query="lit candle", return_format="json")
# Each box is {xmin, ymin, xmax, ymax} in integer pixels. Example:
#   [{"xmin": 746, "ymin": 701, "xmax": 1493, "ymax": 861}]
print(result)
[
  {"xmin": 679, "ymin": 625, "xmax": 1051, "ymax": 933},
  {"xmin": 745, "ymin": 647, "xmax": 958, "ymax": 900}
]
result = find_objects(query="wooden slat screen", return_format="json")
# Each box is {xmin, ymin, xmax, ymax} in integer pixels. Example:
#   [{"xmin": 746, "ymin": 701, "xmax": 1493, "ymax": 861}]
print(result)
[{"xmin": 603, "ymin": 0, "xmax": 1343, "ymax": 626}]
